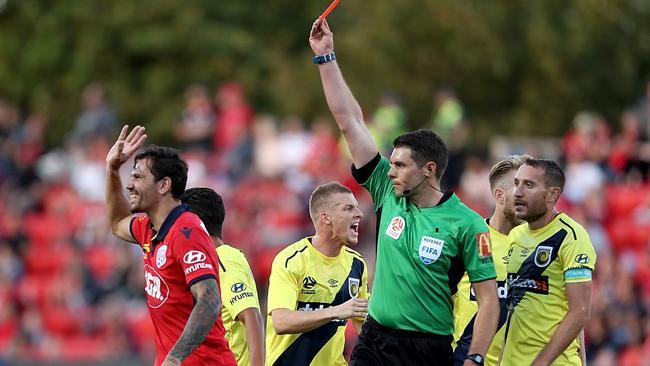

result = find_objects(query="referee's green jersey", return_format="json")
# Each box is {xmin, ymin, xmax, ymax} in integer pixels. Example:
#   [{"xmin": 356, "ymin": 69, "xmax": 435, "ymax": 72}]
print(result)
[{"xmin": 352, "ymin": 154, "xmax": 496, "ymax": 335}]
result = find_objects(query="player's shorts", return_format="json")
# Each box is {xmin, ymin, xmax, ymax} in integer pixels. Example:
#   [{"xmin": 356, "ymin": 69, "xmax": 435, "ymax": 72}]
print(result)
[{"xmin": 349, "ymin": 316, "xmax": 453, "ymax": 366}]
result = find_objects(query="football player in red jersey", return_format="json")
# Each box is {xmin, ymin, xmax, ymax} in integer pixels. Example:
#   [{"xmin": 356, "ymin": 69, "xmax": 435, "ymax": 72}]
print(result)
[{"xmin": 105, "ymin": 125, "xmax": 237, "ymax": 366}]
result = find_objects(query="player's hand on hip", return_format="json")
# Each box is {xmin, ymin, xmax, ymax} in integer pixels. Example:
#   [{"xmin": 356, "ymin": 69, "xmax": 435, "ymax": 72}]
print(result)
[
  {"xmin": 106, "ymin": 125, "xmax": 147, "ymax": 170},
  {"xmin": 309, "ymin": 19, "xmax": 334, "ymax": 55},
  {"xmin": 334, "ymin": 297, "xmax": 368, "ymax": 320}
]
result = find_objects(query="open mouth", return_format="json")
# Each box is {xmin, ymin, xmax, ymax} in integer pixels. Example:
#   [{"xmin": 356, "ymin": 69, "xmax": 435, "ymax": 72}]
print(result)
[
  {"xmin": 350, "ymin": 223, "xmax": 360, "ymax": 234},
  {"xmin": 129, "ymin": 193, "xmax": 139, "ymax": 204}
]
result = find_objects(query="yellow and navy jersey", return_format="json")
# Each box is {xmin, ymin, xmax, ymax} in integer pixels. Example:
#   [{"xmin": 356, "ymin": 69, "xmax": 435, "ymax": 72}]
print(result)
[
  {"xmin": 217, "ymin": 244, "xmax": 261, "ymax": 366},
  {"xmin": 265, "ymin": 237, "xmax": 369, "ymax": 366},
  {"xmin": 502, "ymin": 213, "xmax": 596, "ymax": 365},
  {"xmin": 452, "ymin": 221, "xmax": 510, "ymax": 366}
]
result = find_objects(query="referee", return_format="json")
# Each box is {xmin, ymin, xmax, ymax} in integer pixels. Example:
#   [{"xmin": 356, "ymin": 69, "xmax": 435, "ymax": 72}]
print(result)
[{"xmin": 310, "ymin": 19, "xmax": 499, "ymax": 366}]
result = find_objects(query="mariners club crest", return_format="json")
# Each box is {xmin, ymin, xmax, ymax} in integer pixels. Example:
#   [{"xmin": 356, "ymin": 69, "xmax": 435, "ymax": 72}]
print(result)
[
  {"xmin": 348, "ymin": 278, "xmax": 360, "ymax": 298},
  {"xmin": 534, "ymin": 246, "xmax": 553, "ymax": 267}
]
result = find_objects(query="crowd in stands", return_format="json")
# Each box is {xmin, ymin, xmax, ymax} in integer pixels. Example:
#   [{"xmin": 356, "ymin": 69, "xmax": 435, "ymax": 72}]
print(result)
[{"xmin": 0, "ymin": 80, "xmax": 649, "ymax": 364}]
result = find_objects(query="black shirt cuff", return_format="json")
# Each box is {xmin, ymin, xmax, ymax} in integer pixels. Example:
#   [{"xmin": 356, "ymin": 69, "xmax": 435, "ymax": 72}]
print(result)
[{"xmin": 351, "ymin": 153, "xmax": 381, "ymax": 185}]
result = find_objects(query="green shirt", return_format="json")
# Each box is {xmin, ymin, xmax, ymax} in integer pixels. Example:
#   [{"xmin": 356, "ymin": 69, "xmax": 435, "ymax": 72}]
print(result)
[{"xmin": 353, "ymin": 154, "xmax": 496, "ymax": 334}]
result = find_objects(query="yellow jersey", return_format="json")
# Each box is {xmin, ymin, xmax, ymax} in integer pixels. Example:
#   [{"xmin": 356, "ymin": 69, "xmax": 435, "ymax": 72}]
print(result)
[
  {"xmin": 452, "ymin": 221, "xmax": 509, "ymax": 366},
  {"xmin": 265, "ymin": 237, "xmax": 369, "ymax": 366},
  {"xmin": 217, "ymin": 244, "xmax": 261, "ymax": 366},
  {"xmin": 502, "ymin": 213, "xmax": 596, "ymax": 365}
]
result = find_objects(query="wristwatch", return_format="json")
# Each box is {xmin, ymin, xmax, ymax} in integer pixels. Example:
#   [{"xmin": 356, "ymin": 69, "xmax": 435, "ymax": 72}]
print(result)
[
  {"xmin": 313, "ymin": 52, "xmax": 336, "ymax": 65},
  {"xmin": 466, "ymin": 353, "xmax": 484, "ymax": 365}
]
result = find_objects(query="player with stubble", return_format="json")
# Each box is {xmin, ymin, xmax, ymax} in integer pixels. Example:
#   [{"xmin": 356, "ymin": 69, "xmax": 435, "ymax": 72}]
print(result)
[
  {"xmin": 452, "ymin": 155, "xmax": 531, "ymax": 366},
  {"xmin": 105, "ymin": 125, "xmax": 237, "ymax": 366},
  {"xmin": 502, "ymin": 159, "xmax": 596, "ymax": 365},
  {"xmin": 310, "ymin": 19, "xmax": 499, "ymax": 366}
]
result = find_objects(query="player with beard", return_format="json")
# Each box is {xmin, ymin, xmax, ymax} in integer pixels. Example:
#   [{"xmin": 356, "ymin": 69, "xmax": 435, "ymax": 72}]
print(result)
[
  {"xmin": 266, "ymin": 182, "xmax": 369, "ymax": 366},
  {"xmin": 452, "ymin": 155, "xmax": 531, "ymax": 365},
  {"xmin": 502, "ymin": 159, "xmax": 596, "ymax": 366},
  {"xmin": 310, "ymin": 19, "xmax": 498, "ymax": 366},
  {"xmin": 105, "ymin": 125, "xmax": 236, "ymax": 366}
]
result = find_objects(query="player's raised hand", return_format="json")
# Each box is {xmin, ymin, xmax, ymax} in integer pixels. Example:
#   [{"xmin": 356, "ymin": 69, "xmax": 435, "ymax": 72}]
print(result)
[
  {"xmin": 106, "ymin": 125, "xmax": 147, "ymax": 170},
  {"xmin": 333, "ymin": 297, "xmax": 368, "ymax": 320},
  {"xmin": 309, "ymin": 19, "xmax": 334, "ymax": 56}
]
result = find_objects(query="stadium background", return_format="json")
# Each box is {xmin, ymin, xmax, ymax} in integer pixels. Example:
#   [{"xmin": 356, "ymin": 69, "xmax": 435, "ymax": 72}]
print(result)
[{"xmin": 1, "ymin": 1, "xmax": 650, "ymax": 365}]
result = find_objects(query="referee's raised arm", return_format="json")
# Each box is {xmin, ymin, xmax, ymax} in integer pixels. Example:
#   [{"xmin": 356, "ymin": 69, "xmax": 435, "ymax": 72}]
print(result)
[{"xmin": 310, "ymin": 19, "xmax": 378, "ymax": 168}]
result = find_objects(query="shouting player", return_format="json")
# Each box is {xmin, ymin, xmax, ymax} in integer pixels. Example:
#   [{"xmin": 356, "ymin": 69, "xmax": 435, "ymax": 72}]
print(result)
[{"xmin": 266, "ymin": 182, "xmax": 370, "ymax": 366}]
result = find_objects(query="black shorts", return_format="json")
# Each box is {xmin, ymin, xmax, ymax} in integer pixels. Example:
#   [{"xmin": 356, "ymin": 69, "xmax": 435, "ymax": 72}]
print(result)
[{"xmin": 349, "ymin": 316, "xmax": 453, "ymax": 366}]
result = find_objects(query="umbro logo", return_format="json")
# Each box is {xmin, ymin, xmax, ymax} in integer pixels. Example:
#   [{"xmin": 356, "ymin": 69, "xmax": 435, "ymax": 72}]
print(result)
[
  {"xmin": 179, "ymin": 227, "xmax": 192, "ymax": 239},
  {"xmin": 303, "ymin": 276, "xmax": 317, "ymax": 289},
  {"xmin": 328, "ymin": 279, "xmax": 338, "ymax": 287}
]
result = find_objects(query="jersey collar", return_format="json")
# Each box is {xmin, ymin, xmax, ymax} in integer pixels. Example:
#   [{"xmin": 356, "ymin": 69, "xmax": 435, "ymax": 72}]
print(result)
[
  {"xmin": 151, "ymin": 203, "xmax": 188, "ymax": 245},
  {"xmin": 435, "ymin": 191, "xmax": 454, "ymax": 206}
]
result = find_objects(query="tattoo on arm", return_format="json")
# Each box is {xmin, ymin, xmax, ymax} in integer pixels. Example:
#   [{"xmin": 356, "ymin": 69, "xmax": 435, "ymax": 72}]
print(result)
[{"xmin": 166, "ymin": 278, "xmax": 222, "ymax": 362}]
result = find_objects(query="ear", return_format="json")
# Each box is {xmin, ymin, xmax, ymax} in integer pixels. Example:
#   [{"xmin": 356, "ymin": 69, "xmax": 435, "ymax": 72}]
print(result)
[
  {"xmin": 158, "ymin": 177, "xmax": 172, "ymax": 195},
  {"xmin": 425, "ymin": 161, "xmax": 437, "ymax": 178},
  {"xmin": 548, "ymin": 187, "xmax": 562, "ymax": 204},
  {"xmin": 494, "ymin": 187, "xmax": 504, "ymax": 205},
  {"xmin": 320, "ymin": 212, "xmax": 331, "ymax": 225}
]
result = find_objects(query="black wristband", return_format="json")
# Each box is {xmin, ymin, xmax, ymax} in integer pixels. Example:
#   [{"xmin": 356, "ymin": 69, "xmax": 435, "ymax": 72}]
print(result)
[
  {"xmin": 466, "ymin": 354, "xmax": 484, "ymax": 365},
  {"xmin": 313, "ymin": 52, "xmax": 336, "ymax": 65}
]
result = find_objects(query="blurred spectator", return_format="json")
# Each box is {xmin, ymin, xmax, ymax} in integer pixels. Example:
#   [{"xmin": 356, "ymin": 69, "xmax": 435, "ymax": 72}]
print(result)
[
  {"xmin": 302, "ymin": 118, "xmax": 341, "ymax": 183},
  {"xmin": 212, "ymin": 82, "xmax": 253, "ymax": 154},
  {"xmin": 0, "ymin": 99, "xmax": 19, "ymax": 184},
  {"xmin": 609, "ymin": 111, "xmax": 642, "ymax": 177},
  {"xmin": 69, "ymin": 136, "xmax": 110, "ymax": 203},
  {"xmin": 458, "ymin": 154, "xmax": 492, "ymax": 217},
  {"xmin": 431, "ymin": 88, "xmax": 465, "ymax": 142},
  {"xmin": 633, "ymin": 80, "xmax": 650, "ymax": 141},
  {"xmin": 251, "ymin": 114, "xmax": 283, "ymax": 178},
  {"xmin": 71, "ymin": 83, "xmax": 118, "ymax": 142},
  {"xmin": 372, "ymin": 92, "xmax": 406, "ymax": 154},
  {"xmin": 278, "ymin": 117, "xmax": 312, "ymax": 193},
  {"xmin": 431, "ymin": 88, "xmax": 468, "ymax": 190},
  {"xmin": 173, "ymin": 84, "xmax": 215, "ymax": 152},
  {"xmin": 564, "ymin": 150, "xmax": 605, "ymax": 205}
]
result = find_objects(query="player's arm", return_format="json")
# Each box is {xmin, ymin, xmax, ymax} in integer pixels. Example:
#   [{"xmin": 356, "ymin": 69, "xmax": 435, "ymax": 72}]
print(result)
[
  {"xmin": 531, "ymin": 281, "xmax": 591, "ymax": 366},
  {"xmin": 465, "ymin": 279, "xmax": 499, "ymax": 366},
  {"xmin": 271, "ymin": 297, "xmax": 368, "ymax": 335},
  {"xmin": 105, "ymin": 125, "xmax": 146, "ymax": 243},
  {"xmin": 309, "ymin": 19, "xmax": 378, "ymax": 168},
  {"xmin": 578, "ymin": 329, "xmax": 586, "ymax": 366},
  {"xmin": 237, "ymin": 308, "xmax": 265, "ymax": 366},
  {"xmin": 162, "ymin": 278, "xmax": 222, "ymax": 365}
]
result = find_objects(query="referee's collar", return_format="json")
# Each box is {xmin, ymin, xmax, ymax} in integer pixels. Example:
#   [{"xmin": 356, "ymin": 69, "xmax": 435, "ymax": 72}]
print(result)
[{"xmin": 435, "ymin": 191, "xmax": 454, "ymax": 207}]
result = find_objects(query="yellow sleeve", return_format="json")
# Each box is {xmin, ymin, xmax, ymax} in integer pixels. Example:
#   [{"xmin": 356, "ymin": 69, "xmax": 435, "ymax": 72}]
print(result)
[
  {"xmin": 354, "ymin": 259, "xmax": 370, "ymax": 322},
  {"xmin": 359, "ymin": 259, "xmax": 370, "ymax": 301},
  {"xmin": 220, "ymin": 256, "xmax": 260, "ymax": 320},
  {"xmin": 560, "ymin": 227, "xmax": 596, "ymax": 284},
  {"xmin": 267, "ymin": 255, "xmax": 300, "ymax": 314}
]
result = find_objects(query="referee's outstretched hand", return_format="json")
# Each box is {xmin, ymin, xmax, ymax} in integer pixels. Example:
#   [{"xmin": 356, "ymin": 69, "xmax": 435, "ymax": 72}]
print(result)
[
  {"xmin": 106, "ymin": 125, "xmax": 147, "ymax": 170},
  {"xmin": 333, "ymin": 297, "xmax": 368, "ymax": 320},
  {"xmin": 309, "ymin": 19, "xmax": 334, "ymax": 56}
]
